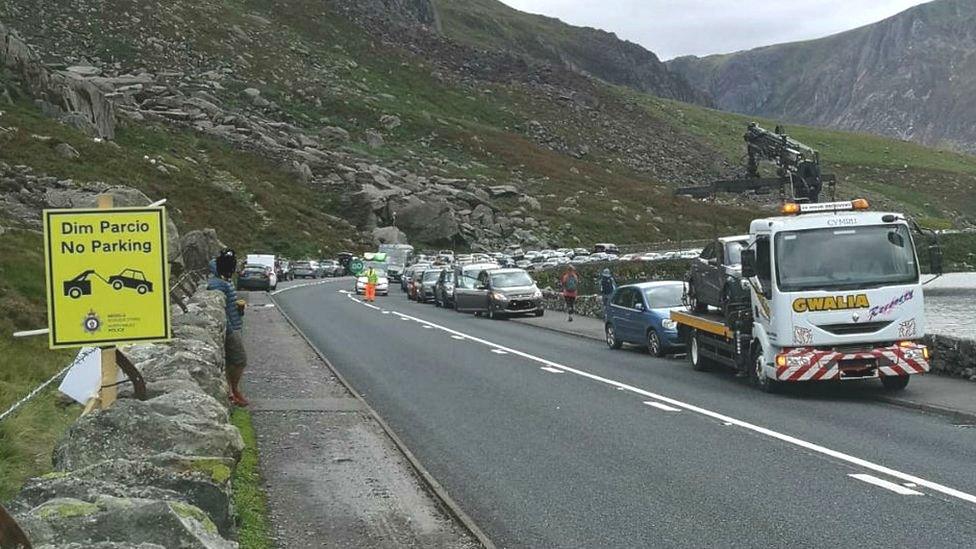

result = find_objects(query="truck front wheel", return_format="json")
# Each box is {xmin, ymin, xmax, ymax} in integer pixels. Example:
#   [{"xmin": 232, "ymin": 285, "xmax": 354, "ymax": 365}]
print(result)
[
  {"xmin": 751, "ymin": 346, "xmax": 782, "ymax": 393},
  {"xmin": 880, "ymin": 375, "xmax": 910, "ymax": 391}
]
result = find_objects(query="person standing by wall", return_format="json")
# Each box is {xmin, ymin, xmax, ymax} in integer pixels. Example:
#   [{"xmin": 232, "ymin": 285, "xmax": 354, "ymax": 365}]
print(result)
[
  {"xmin": 560, "ymin": 265, "xmax": 580, "ymax": 322},
  {"xmin": 599, "ymin": 268, "xmax": 617, "ymax": 319},
  {"xmin": 208, "ymin": 249, "xmax": 249, "ymax": 407}
]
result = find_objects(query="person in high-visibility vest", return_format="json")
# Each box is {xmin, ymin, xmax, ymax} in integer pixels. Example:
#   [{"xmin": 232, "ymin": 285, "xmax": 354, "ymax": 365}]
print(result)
[{"xmin": 365, "ymin": 266, "xmax": 379, "ymax": 302}]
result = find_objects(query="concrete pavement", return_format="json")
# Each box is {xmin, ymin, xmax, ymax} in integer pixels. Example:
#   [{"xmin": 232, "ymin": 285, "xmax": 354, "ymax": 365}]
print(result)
[
  {"xmin": 271, "ymin": 279, "xmax": 976, "ymax": 548},
  {"xmin": 240, "ymin": 288, "xmax": 478, "ymax": 549},
  {"xmin": 515, "ymin": 312, "xmax": 976, "ymax": 422}
]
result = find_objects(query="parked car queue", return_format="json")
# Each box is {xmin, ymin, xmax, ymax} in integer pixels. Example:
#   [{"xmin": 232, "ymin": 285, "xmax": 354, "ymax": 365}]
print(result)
[{"xmin": 399, "ymin": 262, "xmax": 545, "ymax": 319}]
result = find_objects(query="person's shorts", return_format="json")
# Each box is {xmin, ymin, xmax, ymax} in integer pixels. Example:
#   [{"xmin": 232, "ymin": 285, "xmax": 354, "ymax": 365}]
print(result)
[{"xmin": 225, "ymin": 330, "xmax": 247, "ymax": 369}]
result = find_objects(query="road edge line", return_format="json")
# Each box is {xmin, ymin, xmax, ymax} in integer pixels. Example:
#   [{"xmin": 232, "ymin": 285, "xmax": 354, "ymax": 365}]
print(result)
[
  {"xmin": 872, "ymin": 394, "xmax": 976, "ymax": 424},
  {"xmin": 269, "ymin": 290, "xmax": 497, "ymax": 549},
  {"xmin": 511, "ymin": 317, "xmax": 605, "ymax": 342}
]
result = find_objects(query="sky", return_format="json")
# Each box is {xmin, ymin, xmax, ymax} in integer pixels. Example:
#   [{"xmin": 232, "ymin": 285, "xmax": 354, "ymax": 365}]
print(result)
[{"xmin": 499, "ymin": 0, "xmax": 931, "ymax": 59}]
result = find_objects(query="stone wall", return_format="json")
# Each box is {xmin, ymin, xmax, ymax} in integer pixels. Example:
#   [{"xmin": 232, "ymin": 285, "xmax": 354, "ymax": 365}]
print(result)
[
  {"xmin": 10, "ymin": 288, "xmax": 245, "ymax": 548},
  {"xmin": 923, "ymin": 334, "xmax": 976, "ymax": 381},
  {"xmin": 542, "ymin": 292, "xmax": 606, "ymax": 319}
]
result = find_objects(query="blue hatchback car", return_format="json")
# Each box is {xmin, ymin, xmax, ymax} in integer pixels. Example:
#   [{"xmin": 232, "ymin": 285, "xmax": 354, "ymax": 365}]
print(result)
[{"xmin": 605, "ymin": 281, "xmax": 686, "ymax": 357}]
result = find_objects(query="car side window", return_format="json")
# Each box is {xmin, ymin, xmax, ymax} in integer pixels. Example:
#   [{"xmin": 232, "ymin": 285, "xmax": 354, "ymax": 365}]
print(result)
[{"xmin": 611, "ymin": 288, "xmax": 627, "ymax": 307}]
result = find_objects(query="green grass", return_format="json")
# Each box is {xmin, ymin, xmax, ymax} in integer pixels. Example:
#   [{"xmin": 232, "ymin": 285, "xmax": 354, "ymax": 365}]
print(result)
[
  {"xmin": 0, "ymin": 229, "xmax": 80, "ymax": 501},
  {"xmin": 230, "ymin": 408, "xmax": 273, "ymax": 549}
]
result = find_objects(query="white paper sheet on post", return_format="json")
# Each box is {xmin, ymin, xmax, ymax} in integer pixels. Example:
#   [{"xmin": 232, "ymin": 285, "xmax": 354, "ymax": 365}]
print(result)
[{"xmin": 58, "ymin": 347, "xmax": 124, "ymax": 404}]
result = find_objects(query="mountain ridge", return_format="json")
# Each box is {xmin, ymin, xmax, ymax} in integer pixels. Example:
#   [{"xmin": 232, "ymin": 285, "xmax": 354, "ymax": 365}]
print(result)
[{"xmin": 667, "ymin": 0, "xmax": 976, "ymax": 153}]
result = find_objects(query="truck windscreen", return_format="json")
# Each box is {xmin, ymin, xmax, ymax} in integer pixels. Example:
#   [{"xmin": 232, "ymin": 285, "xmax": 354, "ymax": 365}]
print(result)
[{"xmin": 775, "ymin": 225, "xmax": 918, "ymax": 292}]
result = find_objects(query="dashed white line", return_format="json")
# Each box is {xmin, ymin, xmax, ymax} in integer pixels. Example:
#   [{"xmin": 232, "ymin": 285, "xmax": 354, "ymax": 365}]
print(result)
[
  {"xmin": 849, "ymin": 474, "xmax": 924, "ymax": 496},
  {"xmin": 644, "ymin": 401, "xmax": 681, "ymax": 412},
  {"xmin": 540, "ymin": 366, "xmax": 564, "ymax": 374},
  {"xmin": 336, "ymin": 293, "xmax": 976, "ymax": 507},
  {"xmin": 451, "ymin": 335, "xmax": 466, "ymax": 340}
]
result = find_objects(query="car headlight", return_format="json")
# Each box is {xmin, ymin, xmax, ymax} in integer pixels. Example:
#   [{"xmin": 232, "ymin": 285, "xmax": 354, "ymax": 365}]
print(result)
[
  {"xmin": 492, "ymin": 292, "xmax": 509, "ymax": 301},
  {"xmin": 532, "ymin": 289, "xmax": 543, "ymax": 298},
  {"xmin": 661, "ymin": 319, "xmax": 677, "ymax": 330}
]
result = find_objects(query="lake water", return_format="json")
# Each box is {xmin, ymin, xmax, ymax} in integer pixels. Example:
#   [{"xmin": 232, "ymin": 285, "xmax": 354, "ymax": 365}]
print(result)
[{"xmin": 923, "ymin": 272, "xmax": 976, "ymax": 340}]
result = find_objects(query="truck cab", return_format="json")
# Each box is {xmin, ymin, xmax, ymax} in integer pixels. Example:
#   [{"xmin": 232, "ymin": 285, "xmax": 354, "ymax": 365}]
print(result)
[{"xmin": 675, "ymin": 200, "xmax": 934, "ymax": 392}]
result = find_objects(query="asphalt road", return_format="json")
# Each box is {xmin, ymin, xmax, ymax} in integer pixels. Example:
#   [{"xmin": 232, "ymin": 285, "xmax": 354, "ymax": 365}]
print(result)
[{"xmin": 273, "ymin": 278, "xmax": 976, "ymax": 548}]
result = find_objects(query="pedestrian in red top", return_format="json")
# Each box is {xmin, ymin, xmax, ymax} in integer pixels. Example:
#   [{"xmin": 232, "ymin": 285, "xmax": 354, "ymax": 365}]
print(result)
[{"xmin": 561, "ymin": 265, "xmax": 580, "ymax": 322}]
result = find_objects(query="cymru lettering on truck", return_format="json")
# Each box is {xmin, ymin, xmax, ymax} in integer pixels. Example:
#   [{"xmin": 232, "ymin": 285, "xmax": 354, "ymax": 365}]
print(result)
[
  {"xmin": 59, "ymin": 220, "xmax": 155, "ymax": 254},
  {"xmin": 792, "ymin": 294, "xmax": 870, "ymax": 313}
]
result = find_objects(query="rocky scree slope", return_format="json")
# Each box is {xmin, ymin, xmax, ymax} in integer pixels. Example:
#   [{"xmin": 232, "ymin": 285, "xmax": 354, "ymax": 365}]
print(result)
[
  {"xmin": 0, "ymin": 0, "xmax": 753, "ymax": 249},
  {"xmin": 668, "ymin": 0, "xmax": 976, "ymax": 153}
]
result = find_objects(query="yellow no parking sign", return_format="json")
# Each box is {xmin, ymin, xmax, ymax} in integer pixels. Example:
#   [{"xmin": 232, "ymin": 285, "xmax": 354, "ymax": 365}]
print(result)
[{"xmin": 43, "ymin": 207, "xmax": 171, "ymax": 349}]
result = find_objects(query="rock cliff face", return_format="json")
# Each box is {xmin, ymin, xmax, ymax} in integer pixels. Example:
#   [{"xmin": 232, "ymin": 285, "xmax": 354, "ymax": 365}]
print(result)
[
  {"xmin": 430, "ymin": 0, "xmax": 709, "ymax": 104},
  {"xmin": 668, "ymin": 0, "xmax": 976, "ymax": 153}
]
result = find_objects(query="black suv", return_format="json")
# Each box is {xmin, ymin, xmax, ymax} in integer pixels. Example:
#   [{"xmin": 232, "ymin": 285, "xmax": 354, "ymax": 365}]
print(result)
[{"xmin": 687, "ymin": 235, "xmax": 750, "ymax": 315}]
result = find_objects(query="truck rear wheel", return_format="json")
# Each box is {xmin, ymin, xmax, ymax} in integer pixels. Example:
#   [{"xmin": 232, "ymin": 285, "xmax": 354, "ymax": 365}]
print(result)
[
  {"xmin": 751, "ymin": 346, "xmax": 782, "ymax": 393},
  {"xmin": 881, "ymin": 375, "xmax": 910, "ymax": 391},
  {"xmin": 689, "ymin": 330, "xmax": 710, "ymax": 371}
]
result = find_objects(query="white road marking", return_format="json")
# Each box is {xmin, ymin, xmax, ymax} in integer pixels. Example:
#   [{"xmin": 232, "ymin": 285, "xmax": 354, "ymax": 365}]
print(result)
[
  {"xmin": 341, "ymin": 293, "xmax": 976, "ymax": 507},
  {"xmin": 540, "ymin": 367, "xmax": 564, "ymax": 374},
  {"xmin": 362, "ymin": 302, "xmax": 381, "ymax": 311},
  {"xmin": 271, "ymin": 280, "xmax": 332, "ymax": 295},
  {"xmin": 422, "ymin": 325, "xmax": 433, "ymax": 330},
  {"xmin": 451, "ymin": 335, "xmax": 466, "ymax": 340},
  {"xmin": 644, "ymin": 401, "xmax": 681, "ymax": 412},
  {"xmin": 382, "ymin": 311, "xmax": 391, "ymax": 315},
  {"xmin": 849, "ymin": 474, "xmax": 924, "ymax": 496}
]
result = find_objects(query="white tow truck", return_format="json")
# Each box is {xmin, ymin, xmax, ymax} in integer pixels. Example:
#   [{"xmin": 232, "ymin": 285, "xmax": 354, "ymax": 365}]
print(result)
[{"xmin": 673, "ymin": 199, "xmax": 942, "ymax": 392}]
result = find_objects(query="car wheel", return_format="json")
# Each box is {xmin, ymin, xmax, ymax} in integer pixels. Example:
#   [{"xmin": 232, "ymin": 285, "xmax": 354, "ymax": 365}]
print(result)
[
  {"xmin": 112, "ymin": 280, "xmax": 124, "ymax": 290},
  {"xmin": 880, "ymin": 375, "xmax": 910, "ymax": 391},
  {"xmin": 751, "ymin": 345, "xmax": 781, "ymax": 393},
  {"xmin": 69, "ymin": 287, "xmax": 82, "ymax": 299},
  {"xmin": 647, "ymin": 329, "xmax": 664, "ymax": 357},
  {"xmin": 605, "ymin": 323, "xmax": 623, "ymax": 349},
  {"xmin": 535, "ymin": 309, "xmax": 544, "ymax": 317},
  {"xmin": 487, "ymin": 304, "xmax": 497, "ymax": 320}
]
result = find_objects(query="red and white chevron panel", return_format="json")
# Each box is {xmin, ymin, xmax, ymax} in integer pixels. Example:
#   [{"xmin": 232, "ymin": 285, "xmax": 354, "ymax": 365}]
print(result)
[{"xmin": 775, "ymin": 343, "xmax": 929, "ymax": 382}]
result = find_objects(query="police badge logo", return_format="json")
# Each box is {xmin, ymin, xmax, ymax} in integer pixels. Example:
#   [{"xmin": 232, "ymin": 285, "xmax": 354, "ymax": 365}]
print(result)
[{"xmin": 83, "ymin": 310, "xmax": 102, "ymax": 334}]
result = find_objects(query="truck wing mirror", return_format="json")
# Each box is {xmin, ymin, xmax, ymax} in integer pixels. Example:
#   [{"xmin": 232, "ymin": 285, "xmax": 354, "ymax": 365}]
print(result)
[
  {"xmin": 740, "ymin": 249, "xmax": 757, "ymax": 278},
  {"xmin": 929, "ymin": 244, "xmax": 944, "ymax": 276}
]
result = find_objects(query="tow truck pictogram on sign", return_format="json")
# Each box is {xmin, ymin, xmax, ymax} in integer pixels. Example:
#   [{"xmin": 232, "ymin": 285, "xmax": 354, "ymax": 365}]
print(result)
[{"xmin": 63, "ymin": 269, "xmax": 154, "ymax": 299}]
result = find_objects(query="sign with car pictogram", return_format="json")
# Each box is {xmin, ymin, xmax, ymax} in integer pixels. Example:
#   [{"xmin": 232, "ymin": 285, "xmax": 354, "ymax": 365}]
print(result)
[{"xmin": 43, "ymin": 207, "xmax": 171, "ymax": 348}]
